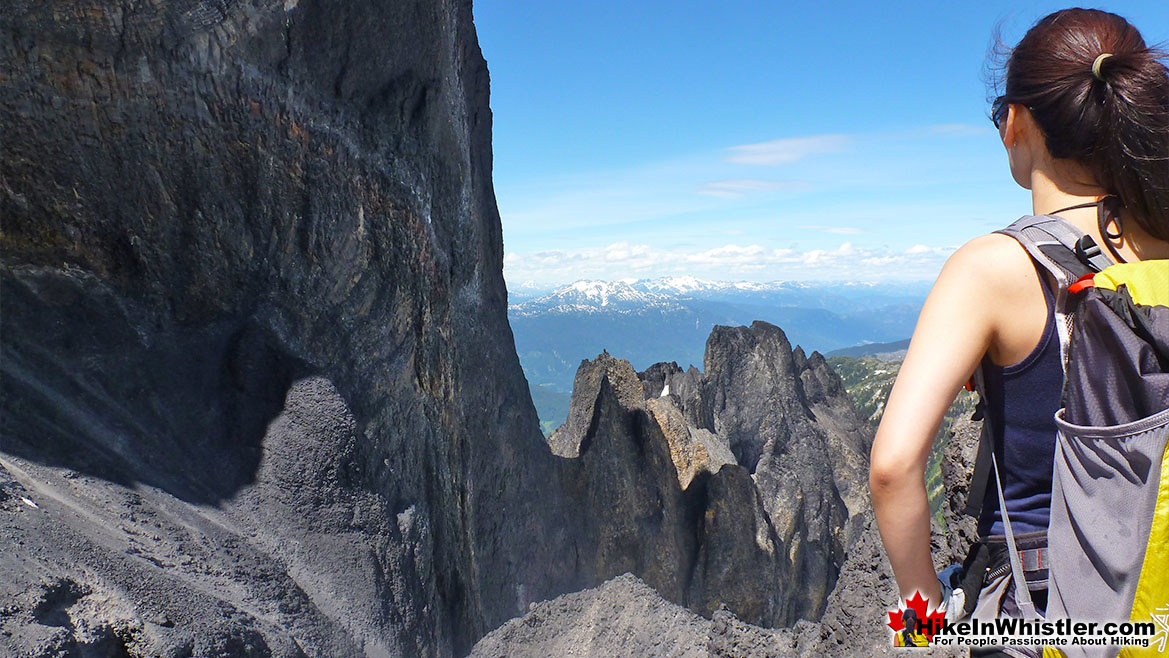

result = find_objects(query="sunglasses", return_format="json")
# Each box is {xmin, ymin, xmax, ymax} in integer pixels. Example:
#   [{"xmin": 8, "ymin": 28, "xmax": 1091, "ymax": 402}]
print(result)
[{"xmin": 991, "ymin": 96, "xmax": 1009, "ymax": 129}]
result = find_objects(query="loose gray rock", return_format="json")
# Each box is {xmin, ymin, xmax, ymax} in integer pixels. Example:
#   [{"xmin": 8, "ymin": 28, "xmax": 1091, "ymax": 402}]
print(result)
[{"xmin": 469, "ymin": 574, "xmax": 713, "ymax": 658}]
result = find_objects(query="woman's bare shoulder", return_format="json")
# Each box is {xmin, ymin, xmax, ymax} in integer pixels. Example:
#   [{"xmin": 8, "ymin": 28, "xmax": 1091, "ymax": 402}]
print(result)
[
  {"xmin": 948, "ymin": 233, "xmax": 1032, "ymax": 269},
  {"xmin": 937, "ymin": 233, "xmax": 1037, "ymax": 289}
]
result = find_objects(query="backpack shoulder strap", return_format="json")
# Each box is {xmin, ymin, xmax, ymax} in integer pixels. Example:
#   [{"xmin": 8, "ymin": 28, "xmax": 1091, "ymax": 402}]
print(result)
[
  {"xmin": 994, "ymin": 215, "xmax": 1110, "ymax": 286},
  {"xmin": 994, "ymin": 215, "xmax": 1112, "ymax": 367}
]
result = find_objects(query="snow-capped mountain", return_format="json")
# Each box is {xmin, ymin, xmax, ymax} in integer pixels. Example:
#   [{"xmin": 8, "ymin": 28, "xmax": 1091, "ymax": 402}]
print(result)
[
  {"xmin": 633, "ymin": 275, "xmax": 722, "ymax": 295},
  {"xmin": 631, "ymin": 275, "xmax": 819, "ymax": 295},
  {"xmin": 509, "ymin": 277, "xmax": 929, "ymax": 430},
  {"xmin": 510, "ymin": 277, "xmax": 921, "ymax": 317},
  {"xmin": 510, "ymin": 280, "xmax": 682, "ymax": 316}
]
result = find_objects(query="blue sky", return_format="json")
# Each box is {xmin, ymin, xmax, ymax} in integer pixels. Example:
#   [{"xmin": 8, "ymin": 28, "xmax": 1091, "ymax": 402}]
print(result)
[{"xmin": 473, "ymin": 2, "xmax": 1169, "ymax": 288}]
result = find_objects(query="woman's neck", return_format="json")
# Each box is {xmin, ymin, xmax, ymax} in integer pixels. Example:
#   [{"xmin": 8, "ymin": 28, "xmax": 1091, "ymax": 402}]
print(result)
[
  {"xmin": 1029, "ymin": 162, "xmax": 1104, "ymax": 228},
  {"xmin": 1030, "ymin": 167, "xmax": 1169, "ymax": 261}
]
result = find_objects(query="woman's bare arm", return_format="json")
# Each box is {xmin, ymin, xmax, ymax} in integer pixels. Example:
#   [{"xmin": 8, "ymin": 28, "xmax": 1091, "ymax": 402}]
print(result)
[{"xmin": 870, "ymin": 234, "xmax": 1042, "ymax": 606}]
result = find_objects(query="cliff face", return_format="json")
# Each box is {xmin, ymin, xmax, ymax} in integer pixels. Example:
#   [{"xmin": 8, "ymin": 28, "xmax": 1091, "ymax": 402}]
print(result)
[{"xmin": 1, "ymin": 1, "xmax": 577, "ymax": 655}]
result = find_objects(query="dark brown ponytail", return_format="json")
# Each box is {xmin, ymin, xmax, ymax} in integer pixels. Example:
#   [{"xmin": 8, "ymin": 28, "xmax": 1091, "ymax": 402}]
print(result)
[{"xmin": 1001, "ymin": 9, "xmax": 1169, "ymax": 240}]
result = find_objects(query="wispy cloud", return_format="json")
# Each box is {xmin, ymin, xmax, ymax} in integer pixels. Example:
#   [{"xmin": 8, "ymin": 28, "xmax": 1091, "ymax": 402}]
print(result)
[
  {"xmin": 723, "ymin": 134, "xmax": 850, "ymax": 166},
  {"xmin": 797, "ymin": 225, "xmax": 865, "ymax": 235},
  {"xmin": 697, "ymin": 178, "xmax": 810, "ymax": 198}
]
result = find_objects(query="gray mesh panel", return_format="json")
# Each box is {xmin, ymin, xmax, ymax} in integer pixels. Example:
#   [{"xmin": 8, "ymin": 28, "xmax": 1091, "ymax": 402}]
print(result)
[{"xmin": 1045, "ymin": 408, "xmax": 1169, "ymax": 658}]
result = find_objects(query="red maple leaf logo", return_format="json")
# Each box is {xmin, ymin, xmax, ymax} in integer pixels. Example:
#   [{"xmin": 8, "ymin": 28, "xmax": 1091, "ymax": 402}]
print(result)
[{"xmin": 886, "ymin": 590, "xmax": 947, "ymax": 642}]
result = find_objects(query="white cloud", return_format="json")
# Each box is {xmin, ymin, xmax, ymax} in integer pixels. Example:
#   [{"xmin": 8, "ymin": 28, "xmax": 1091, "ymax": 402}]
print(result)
[
  {"xmin": 504, "ymin": 241, "xmax": 951, "ymax": 287},
  {"xmin": 905, "ymin": 244, "xmax": 955, "ymax": 255},
  {"xmin": 723, "ymin": 134, "xmax": 850, "ymax": 166},
  {"xmin": 697, "ymin": 178, "xmax": 810, "ymax": 198}
]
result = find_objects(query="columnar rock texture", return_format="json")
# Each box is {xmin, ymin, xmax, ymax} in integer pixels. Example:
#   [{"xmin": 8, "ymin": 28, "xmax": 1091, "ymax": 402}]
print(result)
[
  {"xmin": 545, "ymin": 321, "xmax": 873, "ymax": 628},
  {"xmin": 642, "ymin": 322, "xmax": 870, "ymax": 622},
  {"xmin": 702, "ymin": 325, "xmax": 858, "ymax": 620},
  {"xmin": 550, "ymin": 354, "xmax": 697, "ymax": 605},
  {"xmin": 1, "ymin": 1, "xmax": 578, "ymax": 655}
]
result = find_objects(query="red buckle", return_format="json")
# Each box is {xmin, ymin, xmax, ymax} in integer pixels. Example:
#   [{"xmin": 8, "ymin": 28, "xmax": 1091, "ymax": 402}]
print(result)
[{"xmin": 1068, "ymin": 273, "xmax": 1096, "ymax": 295}]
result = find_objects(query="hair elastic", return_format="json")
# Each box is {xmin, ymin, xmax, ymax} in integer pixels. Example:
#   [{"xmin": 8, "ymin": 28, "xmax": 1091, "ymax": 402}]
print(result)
[{"xmin": 1092, "ymin": 53, "xmax": 1113, "ymax": 81}]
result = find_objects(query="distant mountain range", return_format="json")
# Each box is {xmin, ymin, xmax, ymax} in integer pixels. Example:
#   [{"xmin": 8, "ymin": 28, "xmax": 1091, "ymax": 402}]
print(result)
[
  {"xmin": 508, "ymin": 276, "xmax": 930, "ymax": 432},
  {"xmin": 510, "ymin": 276, "xmax": 930, "ymax": 316},
  {"xmin": 824, "ymin": 338, "xmax": 912, "ymax": 359}
]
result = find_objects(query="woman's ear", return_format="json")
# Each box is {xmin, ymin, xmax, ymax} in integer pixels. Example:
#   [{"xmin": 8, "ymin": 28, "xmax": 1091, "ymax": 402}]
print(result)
[
  {"xmin": 1002, "ymin": 104, "xmax": 1039, "ymax": 190},
  {"xmin": 1001, "ymin": 103, "xmax": 1023, "ymax": 148},
  {"xmin": 1006, "ymin": 104, "xmax": 1045, "ymax": 151}
]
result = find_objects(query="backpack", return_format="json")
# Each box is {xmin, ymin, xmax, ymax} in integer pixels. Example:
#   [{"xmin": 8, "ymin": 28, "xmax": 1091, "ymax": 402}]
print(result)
[
  {"xmin": 966, "ymin": 215, "xmax": 1169, "ymax": 656},
  {"xmin": 1044, "ymin": 259, "xmax": 1169, "ymax": 658}
]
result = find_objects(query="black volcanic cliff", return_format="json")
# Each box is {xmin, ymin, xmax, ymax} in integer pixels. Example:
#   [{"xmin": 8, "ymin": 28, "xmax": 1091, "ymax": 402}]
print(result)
[{"xmin": 1, "ymin": 1, "xmax": 582, "ymax": 655}]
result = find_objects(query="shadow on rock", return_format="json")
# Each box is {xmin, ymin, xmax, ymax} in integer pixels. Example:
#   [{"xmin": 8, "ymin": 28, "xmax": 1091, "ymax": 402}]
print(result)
[{"xmin": 1, "ymin": 269, "xmax": 307, "ymax": 505}]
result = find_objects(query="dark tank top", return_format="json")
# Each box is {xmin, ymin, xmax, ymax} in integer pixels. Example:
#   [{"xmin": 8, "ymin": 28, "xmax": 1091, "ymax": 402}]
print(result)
[{"xmin": 977, "ymin": 272, "xmax": 1063, "ymax": 537}]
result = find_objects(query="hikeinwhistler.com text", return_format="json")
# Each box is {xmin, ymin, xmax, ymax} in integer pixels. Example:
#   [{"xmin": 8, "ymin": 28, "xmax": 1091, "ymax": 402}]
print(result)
[{"xmin": 923, "ymin": 618, "xmax": 1159, "ymax": 650}]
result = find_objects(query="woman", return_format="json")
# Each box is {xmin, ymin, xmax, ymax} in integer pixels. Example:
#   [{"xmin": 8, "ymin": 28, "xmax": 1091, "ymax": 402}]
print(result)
[{"xmin": 870, "ymin": 6, "xmax": 1169, "ymax": 628}]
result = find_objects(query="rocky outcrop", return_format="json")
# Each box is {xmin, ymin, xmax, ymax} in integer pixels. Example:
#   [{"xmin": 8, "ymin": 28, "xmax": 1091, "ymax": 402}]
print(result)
[
  {"xmin": 687, "ymin": 465, "xmax": 787, "ymax": 625},
  {"xmin": 469, "ymin": 568, "xmax": 974, "ymax": 658},
  {"xmin": 541, "ymin": 320, "xmax": 874, "ymax": 628},
  {"xmin": 701, "ymin": 323, "xmax": 867, "ymax": 620},
  {"xmin": 472, "ymin": 409, "xmax": 983, "ymax": 658},
  {"xmin": 937, "ymin": 414, "xmax": 982, "ymax": 563},
  {"xmin": 795, "ymin": 348, "xmax": 874, "ymax": 518},
  {"xmin": 645, "ymin": 397, "xmax": 733, "ymax": 490},
  {"xmin": 1, "ymin": 1, "xmax": 582, "ymax": 655},
  {"xmin": 547, "ymin": 352, "xmax": 644, "ymax": 458},
  {"xmin": 554, "ymin": 358, "xmax": 697, "ymax": 605},
  {"xmin": 640, "ymin": 361, "xmax": 706, "ymax": 425},
  {"xmin": 702, "ymin": 323, "xmax": 812, "ymax": 473}
]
